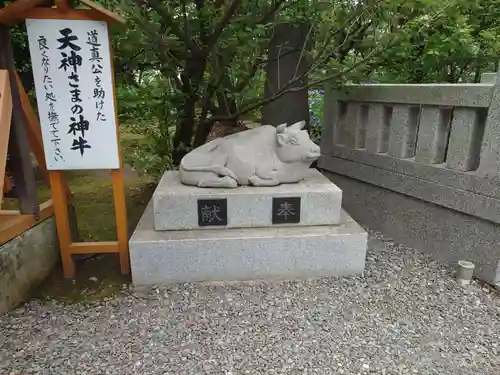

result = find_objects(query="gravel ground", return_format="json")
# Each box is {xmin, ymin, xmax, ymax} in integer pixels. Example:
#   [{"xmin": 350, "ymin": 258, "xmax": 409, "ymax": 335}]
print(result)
[{"xmin": 1, "ymin": 231, "xmax": 500, "ymax": 375}]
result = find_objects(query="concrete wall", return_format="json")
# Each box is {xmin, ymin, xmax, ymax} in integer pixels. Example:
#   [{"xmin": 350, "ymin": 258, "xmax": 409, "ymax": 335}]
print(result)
[
  {"xmin": 319, "ymin": 72, "xmax": 500, "ymax": 284},
  {"xmin": 0, "ymin": 217, "xmax": 59, "ymax": 314}
]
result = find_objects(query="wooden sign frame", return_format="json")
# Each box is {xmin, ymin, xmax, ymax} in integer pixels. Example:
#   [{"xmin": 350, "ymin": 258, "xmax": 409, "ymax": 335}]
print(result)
[
  {"xmin": 0, "ymin": 70, "xmax": 12, "ymax": 204},
  {"xmin": 0, "ymin": 16, "xmax": 57, "ymax": 248},
  {"xmin": 0, "ymin": 69, "xmax": 56, "ymax": 246},
  {"xmin": 21, "ymin": 6, "xmax": 129, "ymax": 278}
]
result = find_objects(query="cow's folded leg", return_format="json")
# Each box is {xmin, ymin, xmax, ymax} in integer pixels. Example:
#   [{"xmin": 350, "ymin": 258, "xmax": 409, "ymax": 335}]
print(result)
[
  {"xmin": 211, "ymin": 165, "xmax": 238, "ymax": 180},
  {"xmin": 198, "ymin": 175, "xmax": 238, "ymax": 188},
  {"xmin": 255, "ymin": 164, "xmax": 278, "ymax": 180},
  {"xmin": 248, "ymin": 175, "xmax": 280, "ymax": 186}
]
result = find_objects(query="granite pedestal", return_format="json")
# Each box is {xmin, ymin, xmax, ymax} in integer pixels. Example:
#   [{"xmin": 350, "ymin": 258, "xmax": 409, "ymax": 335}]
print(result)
[
  {"xmin": 130, "ymin": 169, "xmax": 367, "ymax": 285},
  {"xmin": 153, "ymin": 169, "xmax": 343, "ymax": 230}
]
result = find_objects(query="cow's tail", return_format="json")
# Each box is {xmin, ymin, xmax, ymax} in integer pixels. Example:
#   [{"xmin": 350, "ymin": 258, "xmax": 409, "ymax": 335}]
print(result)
[
  {"xmin": 180, "ymin": 139, "xmax": 238, "ymax": 180},
  {"xmin": 181, "ymin": 165, "xmax": 238, "ymax": 181}
]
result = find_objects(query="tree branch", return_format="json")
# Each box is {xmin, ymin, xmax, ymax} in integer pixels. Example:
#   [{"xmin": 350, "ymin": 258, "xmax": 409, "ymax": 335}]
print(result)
[
  {"xmin": 227, "ymin": 5, "xmax": 450, "ymax": 124},
  {"xmin": 207, "ymin": 36, "xmax": 399, "ymax": 125},
  {"xmin": 313, "ymin": 0, "xmax": 383, "ymax": 65},
  {"xmin": 205, "ymin": 0, "xmax": 243, "ymax": 54},
  {"xmin": 139, "ymin": 0, "xmax": 196, "ymax": 51},
  {"xmin": 233, "ymin": 43, "xmax": 302, "ymax": 93},
  {"xmin": 231, "ymin": 0, "xmax": 288, "ymax": 26},
  {"xmin": 198, "ymin": 0, "xmax": 289, "ymax": 99},
  {"xmin": 293, "ymin": 24, "xmax": 314, "ymax": 80},
  {"xmin": 257, "ymin": 0, "xmax": 289, "ymax": 24},
  {"xmin": 131, "ymin": 11, "xmax": 185, "ymax": 70},
  {"xmin": 182, "ymin": 0, "xmax": 191, "ymax": 52},
  {"xmin": 115, "ymin": 48, "xmax": 147, "ymax": 74}
]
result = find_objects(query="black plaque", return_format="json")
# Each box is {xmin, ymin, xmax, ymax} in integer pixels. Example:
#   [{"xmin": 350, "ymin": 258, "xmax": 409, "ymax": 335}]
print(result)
[
  {"xmin": 272, "ymin": 197, "xmax": 301, "ymax": 224},
  {"xmin": 198, "ymin": 199, "xmax": 228, "ymax": 226}
]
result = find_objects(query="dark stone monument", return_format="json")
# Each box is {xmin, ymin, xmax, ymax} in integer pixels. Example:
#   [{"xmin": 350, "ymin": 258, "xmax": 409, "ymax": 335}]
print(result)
[{"xmin": 262, "ymin": 23, "xmax": 311, "ymax": 128}]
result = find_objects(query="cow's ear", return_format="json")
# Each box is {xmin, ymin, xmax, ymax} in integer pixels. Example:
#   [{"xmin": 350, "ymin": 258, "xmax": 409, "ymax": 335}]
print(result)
[
  {"xmin": 277, "ymin": 133, "xmax": 286, "ymax": 146},
  {"xmin": 276, "ymin": 123, "xmax": 287, "ymax": 133}
]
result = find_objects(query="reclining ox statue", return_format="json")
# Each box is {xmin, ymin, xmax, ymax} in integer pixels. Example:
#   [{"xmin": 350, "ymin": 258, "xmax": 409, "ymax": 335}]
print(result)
[{"xmin": 180, "ymin": 120, "xmax": 321, "ymax": 188}]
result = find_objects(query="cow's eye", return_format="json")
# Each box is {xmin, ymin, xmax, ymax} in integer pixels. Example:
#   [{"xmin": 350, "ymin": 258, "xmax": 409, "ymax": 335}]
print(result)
[{"xmin": 289, "ymin": 137, "xmax": 299, "ymax": 146}]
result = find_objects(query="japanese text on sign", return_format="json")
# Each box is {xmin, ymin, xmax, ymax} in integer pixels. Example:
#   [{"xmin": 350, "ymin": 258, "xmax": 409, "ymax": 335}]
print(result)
[
  {"xmin": 272, "ymin": 197, "xmax": 301, "ymax": 224},
  {"xmin": 26, "ymin": 18, "xmax": 120, "ymax": 170},
  {"xmin": 197, "ymin": 199, "xmax": 228, "ymax": 227}
]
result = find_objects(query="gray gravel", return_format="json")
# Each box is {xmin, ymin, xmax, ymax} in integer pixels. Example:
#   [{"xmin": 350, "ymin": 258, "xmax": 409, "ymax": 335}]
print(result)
[{"xmin": 1, "ymin": 231, "xmax": 500, "ymax": 375}]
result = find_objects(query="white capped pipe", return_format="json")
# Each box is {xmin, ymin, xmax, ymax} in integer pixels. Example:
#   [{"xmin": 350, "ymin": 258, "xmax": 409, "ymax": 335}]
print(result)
[{"xmin": 456, "ymin": 260, "xmax": 475, "ymax": 286}]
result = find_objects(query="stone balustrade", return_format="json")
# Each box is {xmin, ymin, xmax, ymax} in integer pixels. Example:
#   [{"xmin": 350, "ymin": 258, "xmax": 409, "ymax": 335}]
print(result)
[
  {"xmin": 320, "ymin": 77, "xmax": 500, "ymax": 223},
  {"xmin": 318, "ymin": 73, "xmax": 500, "ymax": 284}
]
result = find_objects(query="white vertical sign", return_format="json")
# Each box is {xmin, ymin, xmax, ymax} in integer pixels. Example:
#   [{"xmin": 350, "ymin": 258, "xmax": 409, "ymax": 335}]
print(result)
[{"xmin": 26, "ymin": 18, "xmax": 120, "ymax": 170}]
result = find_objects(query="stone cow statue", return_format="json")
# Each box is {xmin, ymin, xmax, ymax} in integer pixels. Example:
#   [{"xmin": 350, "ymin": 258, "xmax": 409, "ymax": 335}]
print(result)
[{"xmin": 180, "ymin": 120, "xmax": 321, "ymax": 188}]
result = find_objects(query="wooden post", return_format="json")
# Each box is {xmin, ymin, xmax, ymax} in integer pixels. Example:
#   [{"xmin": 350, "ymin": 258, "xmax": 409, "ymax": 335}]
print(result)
[
  {"xmin": 112, "ymin": 169, "xmax": 129, "ymax": 273},
  {"xmin": 0, "ymin": 25, "xmax": 38, "ymax": 215},
  {"xmin": 108, "ymin": 29, "xmax": 129, "ymax": 274},
  {"xmin": 0, "ymin": 70, "xmax": 12, "ymax": 207},
  {"xmin": 16, "ymin": 71, "xmax": 80, "ymax": 242},
  {"xmin": 15, "ymin": 72, "xmax": 48, "ymax": 178},
  {"xmin": 50, "ymin": 171, "xmax": 74, "ymax": 277}
]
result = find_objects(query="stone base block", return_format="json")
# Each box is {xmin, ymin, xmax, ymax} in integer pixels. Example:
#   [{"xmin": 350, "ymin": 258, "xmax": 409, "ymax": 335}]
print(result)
[
  {"xmin": 130, "ymin": 201, "xmax": 367, "ymax": 285},
  {"xmin": 152, "ymin": 169, "xmax": 342, "ymax": 230},
  {"xmin": 1, "ymin": 217, "xmax": 59, "ymax": 315},
  {"xmin": 321, "ymin": 169, "xmax": 500, "ymax": 284}
]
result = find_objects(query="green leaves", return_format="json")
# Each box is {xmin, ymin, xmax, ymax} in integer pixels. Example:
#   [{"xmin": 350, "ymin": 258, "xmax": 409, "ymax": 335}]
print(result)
[
  {"xmin": 6, "ymin": 0, "xmax": 492, "ymax": 166},
  {"xmin": 372, "ymin": 0, "xmax": 500, "ymax": 83}
]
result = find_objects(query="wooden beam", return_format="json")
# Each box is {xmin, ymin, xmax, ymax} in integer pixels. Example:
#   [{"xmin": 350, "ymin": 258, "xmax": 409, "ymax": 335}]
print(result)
[
  {"xmin": 1, "ymin": 1, "xmax": 125, "ymax": 25},
  {"xmin": 0, "ymin": 69, "xmax": 12, "ymax": 208},
  {"xmin": 0, "ymin": 0, "xmax": 53, "ymax": 26},
  {"xmin": 17, "ymin": 72, "xmax": 78, "ymax": 241},
  {"xmin": 0, "ymin": 198, "xmax": 53, "ymax": 246},
  {"xmin": 69, "ymin": 241, "xmax": 119, "ymax": 254},
  {"xmin": 15, "ymin": 72, "xmax": 76, "ymax": 221},
  {"xmin": 78, "ymin": 0, "xmax": 126, "ymax": 24},
  {"xmin": 0, "ymin": 209, "xmax": 19, "ymax": 216},
  {"xmin": 15, "ymin": 73, "xmax": 48, "ymax": 181},
  {"xmin": 55, "ymin": 0, "xmax": 70, "ymax": 11},
  {"xmin": 0, "ymin": 26, "xmax": 38, "ymax": 216},
  {"xmin": 20, "ymin": 6, "xmax": 122, "ymax": 25}
]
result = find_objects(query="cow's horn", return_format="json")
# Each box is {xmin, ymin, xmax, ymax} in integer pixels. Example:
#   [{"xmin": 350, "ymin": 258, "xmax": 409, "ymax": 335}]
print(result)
[
  {"xmin": 290, "ymin": 120, "xmax": 306, "ymax": 130},
  {"xmin": 276, "ymin": 123, "xmax": 287, "ymax": 133}
]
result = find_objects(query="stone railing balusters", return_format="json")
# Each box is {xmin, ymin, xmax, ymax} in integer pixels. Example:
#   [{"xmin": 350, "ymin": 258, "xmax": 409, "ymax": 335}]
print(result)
[
  {"xmin": 415, "ymin": 106, "xmax": 452, "ymax": 164},
  {"xmin": 366, "ymin": 104, "xmax": 392, "ymax": 153},
  {"xmin": 388, "ymin": 105, "xmax": 420, "ymax": 158},
  {"xmin": 446, "ymin": 108, "xmax": 485, "ymax": 171}
]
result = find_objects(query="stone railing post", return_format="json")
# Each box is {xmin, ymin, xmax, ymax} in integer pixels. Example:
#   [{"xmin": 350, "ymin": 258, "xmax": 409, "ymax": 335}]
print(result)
[
  {"xmin": 446, "ymin": 108, "xmax": 485, "ymax": 171},
  {"xmin": 478, "ymin": 68, "xmax": 500, "ymax": 176},
  {"xmin": 414, "ymin": 106, "xmax": 451, "ymax": 164},
  {"xmin": 388, "ymin": 105, "xmax": 419, "ymax": 158},
  {"xmin": 366, "ymin": 104, "xmax": 390, "ymax": 154},
  {"xmin": 320, "ymin": 86, "xmax": 339, "ymax": 155}
]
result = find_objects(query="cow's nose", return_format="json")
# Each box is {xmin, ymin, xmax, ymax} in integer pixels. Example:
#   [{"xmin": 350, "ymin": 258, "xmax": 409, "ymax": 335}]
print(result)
[{"xmin": 311, "ymin": 145, "xmax": 320, "ymax": 153}]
